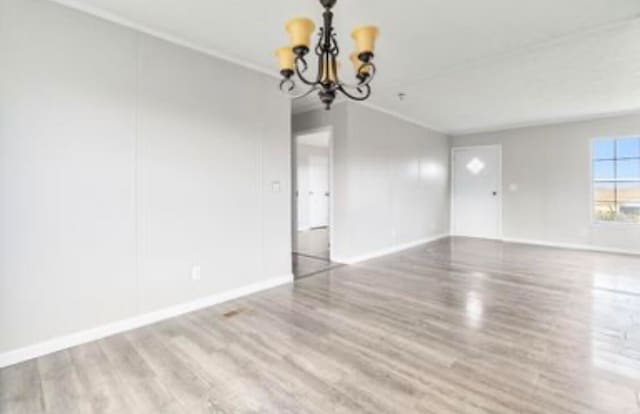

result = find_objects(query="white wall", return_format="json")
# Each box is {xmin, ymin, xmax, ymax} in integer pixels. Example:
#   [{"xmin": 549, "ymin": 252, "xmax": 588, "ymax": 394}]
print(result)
[
  {"xmin": 293, "ymin": 103, "xmax": 450, "ymax": 262},
  {"xmin": 452, "ymin": 114, "xmax": 640, "ymax": 253},
  {"xmin": 0, "ymin": 0, "xmax": 291, "ymax": 359}
]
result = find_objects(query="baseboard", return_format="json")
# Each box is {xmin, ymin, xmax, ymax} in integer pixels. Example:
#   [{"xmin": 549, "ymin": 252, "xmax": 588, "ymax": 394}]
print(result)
[
  {"xmin": 450, "ymin": 233, "xmax": 504, "ymax": 241},
  {"xmin": 333, "ymin": 234, "xmax": 450, "ymax": 264},
  {"xmin": 0, "ymin": 273, "xmax": 293, "ymax": 368},
  {"xmin": 502, "ymin": 237, "xmax": 640, "ymax": 256}
]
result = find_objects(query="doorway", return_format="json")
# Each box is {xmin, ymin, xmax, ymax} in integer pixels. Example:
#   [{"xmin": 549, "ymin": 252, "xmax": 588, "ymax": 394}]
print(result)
[
  {"xmin": 292, "ymin": 128, "xmax": 341, "ymax": 278},
  {"xmin": 451, "ymin": 145, "xmax": 502, "ymax": 239}
]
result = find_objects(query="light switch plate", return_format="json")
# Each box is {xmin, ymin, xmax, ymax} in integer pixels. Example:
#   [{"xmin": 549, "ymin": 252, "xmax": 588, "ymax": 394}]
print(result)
[{"xmin": 272, "ymin": 181, "xmax": 281, "ymax": 193}]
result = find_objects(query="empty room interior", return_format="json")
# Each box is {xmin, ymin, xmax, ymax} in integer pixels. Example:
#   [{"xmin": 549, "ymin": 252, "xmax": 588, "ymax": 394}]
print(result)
[{"xmin": 3, "ymin": 0, "xmax": 640, "ymax": 413}]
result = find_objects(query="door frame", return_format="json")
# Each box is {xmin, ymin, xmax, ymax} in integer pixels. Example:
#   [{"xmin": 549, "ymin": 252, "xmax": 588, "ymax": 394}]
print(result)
[
  {"xmin": 450, "ymin": 144, "xmax": 503, "ymax": 239},
  {"xmin": 292, "ymin": 126, "xmax": 334, "ymax": 260}
]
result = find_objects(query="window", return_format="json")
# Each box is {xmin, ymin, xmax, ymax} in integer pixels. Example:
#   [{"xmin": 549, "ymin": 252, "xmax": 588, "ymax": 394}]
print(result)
[{"xmin": 592, "ymin": 137, "xmax": 640, "ymax": 223}]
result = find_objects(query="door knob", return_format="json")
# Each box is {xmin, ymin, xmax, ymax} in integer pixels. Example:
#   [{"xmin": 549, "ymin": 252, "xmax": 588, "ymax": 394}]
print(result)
[{"xmin": 492, "ymin": 191, "xmax": 498, "ymax": 196}]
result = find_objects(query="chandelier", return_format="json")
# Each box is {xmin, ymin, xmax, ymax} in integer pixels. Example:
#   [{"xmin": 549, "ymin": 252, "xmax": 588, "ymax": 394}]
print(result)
[{"xmin": 275, "ymin": 0, "xmax": 379, "ymax": 110}]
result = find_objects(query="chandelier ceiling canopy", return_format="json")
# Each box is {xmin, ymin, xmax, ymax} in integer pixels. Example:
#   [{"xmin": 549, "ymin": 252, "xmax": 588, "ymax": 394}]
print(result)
[{"xmin": 275, "ymin": 0, "xmax": 379, "ymax": 110}]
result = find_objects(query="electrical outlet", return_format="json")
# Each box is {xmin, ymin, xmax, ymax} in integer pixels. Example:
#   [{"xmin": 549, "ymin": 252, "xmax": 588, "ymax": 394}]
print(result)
[{"xmin": 191, "ymin": 265, "xmax": 201, "ymax": 281}]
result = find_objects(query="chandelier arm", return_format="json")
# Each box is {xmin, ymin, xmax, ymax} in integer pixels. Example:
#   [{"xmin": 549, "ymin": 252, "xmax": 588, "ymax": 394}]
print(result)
[
  {"xmin": 291, "ymin": 85, "xmax": 320, "ymax": 100},
  {"xmin": 315, "ymin": 28, "xmax": 324, "ymax": 56},
  {"xmin": 337, "ymin": 83, "xmax": 371, "ymax": 101},
  {"xmin": 279, "ymin": 77, "xmax": 295, "ymax": 92},
  {"xmin": 337, "ymin": 62, "xmax": 376, "ymax": 89},
  {"xmin": 278, "ymin": 76, "xmax": 320, "ymax": 100},
  {"xmin": 294, "ymin": 55, "xmax": 320, "ymax": 87},
  {"xmin": 330, "ymin": 32, "xmax": 339, "ymax": 55}
]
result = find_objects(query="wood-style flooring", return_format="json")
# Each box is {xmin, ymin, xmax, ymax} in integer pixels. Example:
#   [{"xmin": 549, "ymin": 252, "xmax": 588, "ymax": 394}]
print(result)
[
  {"xmin": 293, "ymin": 227, "xmax": 341, "ymax": 278},
  {"xmin": 292, "ymin": 254, "xmax": 342, "ymax": 279},
  {"xmin": 294, "ymin": 227, "xmax": 330, "ymax": 260},
  {"xmin": 2, "ymin": 237, "xmax": 640, "ymax": 413}
]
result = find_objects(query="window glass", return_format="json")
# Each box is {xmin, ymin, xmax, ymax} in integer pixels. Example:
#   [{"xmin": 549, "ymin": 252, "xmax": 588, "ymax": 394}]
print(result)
[
  {"xmin": 594, "ymin": 202, "xmax": 617, "ymax": 222},
  {"xmin": 593, "ymin": 139, "xmax": 615, "ymax": 160},
  {"xmin": 618, "ymin": 204, "xmax": 640, "ymax": 223},
  {"xmin": 592, "ymin": 137, "xmax": 640, "ymax": 224},
  {"xmin": 615, "ymin": 159, "xmax": 640, "ymax": 180},
  {"xmin": 593, "ymin": 160, "xmax": 615, "ymax": 180},
  {"xmin": 593, "ymin": 182, "xmax": 615, "ymax": 202},
  {"xmin": 617, "ymin": 182, "xmax": 640, "ymax": 202},
  {"xmin": 616, "ymin": 138, "xmax": 640, "ymax": 159}
]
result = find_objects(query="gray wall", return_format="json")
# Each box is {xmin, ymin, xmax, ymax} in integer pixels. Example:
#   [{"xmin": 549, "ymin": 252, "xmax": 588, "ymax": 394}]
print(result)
[
  {"xmin": 0, "ymin": 0, "xmax": 291, "ymax": 354},
  {"xmin": 293, "ymin": 103, "xmax": 450, "ymax": 261},
  {"xmin": 453, "ymin": 114, "xmax": 640, "ymax": 252}
]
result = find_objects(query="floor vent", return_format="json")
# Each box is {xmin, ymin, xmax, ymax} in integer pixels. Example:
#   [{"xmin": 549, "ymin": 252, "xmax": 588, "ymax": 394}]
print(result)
[{"xmin": 222, "ymin": 308, "xmax": 246, "ymax": 318}]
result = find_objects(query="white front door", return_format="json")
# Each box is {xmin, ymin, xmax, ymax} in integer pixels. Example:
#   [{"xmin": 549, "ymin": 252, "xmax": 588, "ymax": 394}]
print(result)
[
  {"xmin": 452, "ymin": 146, "xmax": 501, "ymax": 239},
  {"xmin": 308, "ymin": 154, "xmax": 329, "ymax": 228}
]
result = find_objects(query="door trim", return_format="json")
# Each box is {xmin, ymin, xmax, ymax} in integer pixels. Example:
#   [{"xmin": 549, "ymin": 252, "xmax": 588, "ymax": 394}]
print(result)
[
  {"xmin": 292, "ymin": 126, "xmax": 334, "ymax": 261},
  {"xmin": 450, "ymin": 145, "xmax": 503, "ymax": 240}
]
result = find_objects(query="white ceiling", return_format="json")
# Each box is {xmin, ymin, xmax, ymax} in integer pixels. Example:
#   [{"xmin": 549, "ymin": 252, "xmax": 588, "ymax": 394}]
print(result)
[{"xmin": 53, "ymin": 0, "xmax": 640, "ymax": 135}]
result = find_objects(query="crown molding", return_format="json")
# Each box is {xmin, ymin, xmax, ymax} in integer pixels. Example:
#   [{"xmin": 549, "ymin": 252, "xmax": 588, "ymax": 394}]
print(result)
[
  {"xmin": 450, "ymin": 107, "xmax": 640, "ymax": 137},
  {"xmin": 292, "ymin": 99, "xmax": 450, "ymax": 136},
  {"xmin": 358, "ymin": 101, "xmax": 449, "ymax": 135},
  {"xmin": 47, "ymin": 0, "xmax": 278, "ymax": 79}
]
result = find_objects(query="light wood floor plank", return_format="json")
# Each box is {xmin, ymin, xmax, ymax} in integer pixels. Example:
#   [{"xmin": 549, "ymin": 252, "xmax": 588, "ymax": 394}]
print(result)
[{"xmin": 2, "ymin": 237, "xmax": 640, "ymax": 413}]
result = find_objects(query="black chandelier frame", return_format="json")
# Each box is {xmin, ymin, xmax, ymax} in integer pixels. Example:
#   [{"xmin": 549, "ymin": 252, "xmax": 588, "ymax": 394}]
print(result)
[{"xmin": 279, "ymin": 0, "xmax": 376, "ymax": 110}]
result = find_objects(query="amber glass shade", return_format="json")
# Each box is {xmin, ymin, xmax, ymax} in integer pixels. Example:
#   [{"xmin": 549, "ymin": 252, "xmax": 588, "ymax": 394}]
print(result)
[
  {"xmin": 286, "ymin": 18, "xmax": 316, "ymax": 49},
  {"xmin": 351, "ymin": 25, "xmax": 379, "ymax": 54},
  {"xmin": 275, "ymin": 47, "xmax": 295, "ymax": 71},
  {"xmin": 350, "ymin": 52, "xmax": 370, "ymax": 75}
]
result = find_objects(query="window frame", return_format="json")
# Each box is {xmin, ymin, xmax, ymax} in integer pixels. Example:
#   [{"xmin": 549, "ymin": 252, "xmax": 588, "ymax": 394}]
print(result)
[{"xmin": 590, "ymin": 135, "xmax": 640, "ymax": 226}]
